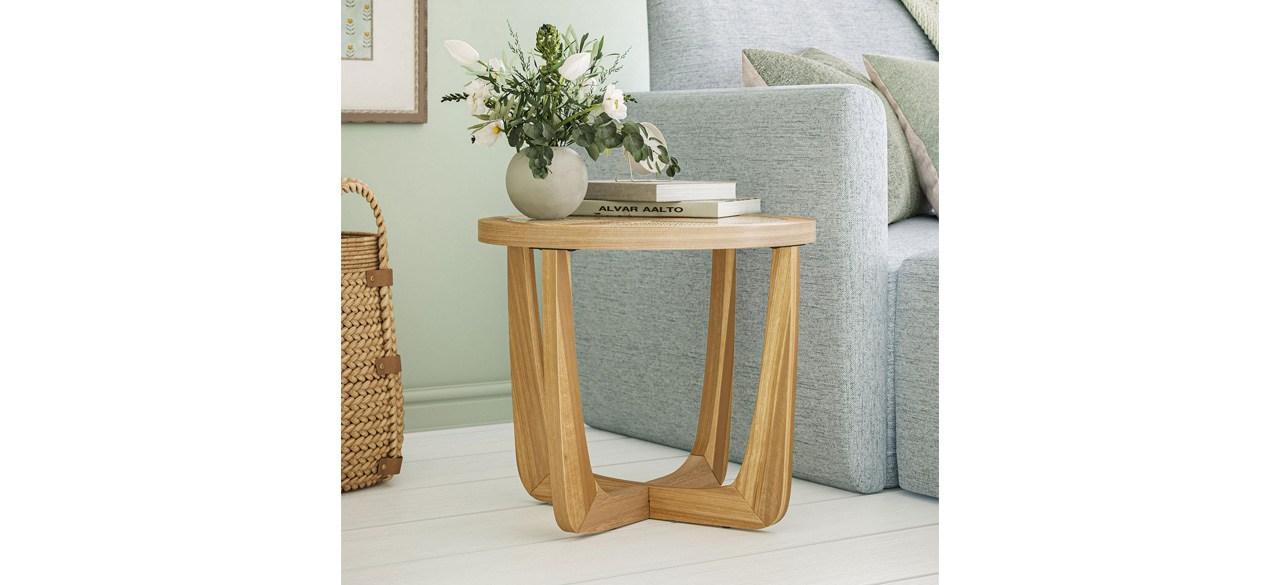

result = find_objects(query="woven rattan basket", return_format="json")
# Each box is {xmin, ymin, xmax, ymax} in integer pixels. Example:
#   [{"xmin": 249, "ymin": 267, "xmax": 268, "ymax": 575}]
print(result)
[{"xmin": 341, "ymin": 178, "xmax": 405, "ymax": 491}]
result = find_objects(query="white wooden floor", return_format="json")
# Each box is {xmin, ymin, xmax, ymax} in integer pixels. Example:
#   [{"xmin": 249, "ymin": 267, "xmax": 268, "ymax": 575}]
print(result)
[{"xmin": 342, "ymin": 423, "xmax": 939, "ymax": 584}]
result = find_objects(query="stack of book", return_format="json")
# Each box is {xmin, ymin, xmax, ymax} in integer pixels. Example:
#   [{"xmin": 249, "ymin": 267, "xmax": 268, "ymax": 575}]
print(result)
[{"xmin": 572, "ymin": 180, "xmax": 758, "ymax": 218}]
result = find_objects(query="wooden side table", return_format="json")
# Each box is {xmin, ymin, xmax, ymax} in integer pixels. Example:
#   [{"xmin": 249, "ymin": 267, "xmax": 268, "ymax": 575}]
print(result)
[{"xmin": 478, "ymin": 215, "xmax": 816, "ymax": 534}]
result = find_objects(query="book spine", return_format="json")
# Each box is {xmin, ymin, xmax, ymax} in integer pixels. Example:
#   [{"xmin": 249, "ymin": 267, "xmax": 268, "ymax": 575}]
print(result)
[
  {"xmin": 571, "ymin": 200, "xmax": 758, "ymax": 218},
  {"xmin": 583, "ymin": 185, "xmax": 659, "ymax": 202},
  {"xmin": 584, "ymin": 183, "xmax": 737, "ymax": 202}
]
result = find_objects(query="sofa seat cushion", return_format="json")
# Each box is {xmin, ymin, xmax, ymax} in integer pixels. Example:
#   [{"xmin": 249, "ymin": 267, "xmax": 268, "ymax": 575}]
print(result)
[
  {"xmin": 886, "ymin": 215, "xmax": 939, "ymax": 497},
  {"xmin": 887, "ymin": 213, "xmax": 938, "ymax": 271}
]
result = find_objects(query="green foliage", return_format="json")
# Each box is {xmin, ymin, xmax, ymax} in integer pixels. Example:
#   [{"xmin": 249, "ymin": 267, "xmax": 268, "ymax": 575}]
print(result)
[
  {"xmin": 535, "ymin": 24, "xmax": 563, "ymax": 65},
  {"xmin": 441, "ymin": 23, "xmax": 680, "ymax": 180}
]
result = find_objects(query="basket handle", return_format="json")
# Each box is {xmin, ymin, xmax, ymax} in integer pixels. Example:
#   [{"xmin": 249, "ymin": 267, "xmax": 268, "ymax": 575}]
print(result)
[{"xmin": 341, "ymin": 178, "xmax": 390, "ymax": 269}]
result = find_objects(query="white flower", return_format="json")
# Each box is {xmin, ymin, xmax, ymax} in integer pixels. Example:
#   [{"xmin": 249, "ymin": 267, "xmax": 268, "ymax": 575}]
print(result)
[
  {"xmin": 475, "ymin": 120, "xmax": 504, "ymax": 147},
  {"xmin": 486, "ymin": 57, "xmax": 506, "ymax": 74},
  {"xmin": 444, "ymin": 39, "xmax": 479, "ymax": 65},
  {"xmin": 602, "ymin": 85, "xmax": 627, "ymax": 121},
  {"xmin": 464, "ymin": 78, "xmax": 492, "ymax": 116},
  {"xmin": 558, "ymin": 52, "xmax": 591, "ymax": 80}
]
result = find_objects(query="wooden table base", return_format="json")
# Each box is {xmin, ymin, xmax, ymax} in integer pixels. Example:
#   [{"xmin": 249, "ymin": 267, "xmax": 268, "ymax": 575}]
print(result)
[{"xmin": 506, "ymin": 246, "xmax": 800, "ymax": 534}]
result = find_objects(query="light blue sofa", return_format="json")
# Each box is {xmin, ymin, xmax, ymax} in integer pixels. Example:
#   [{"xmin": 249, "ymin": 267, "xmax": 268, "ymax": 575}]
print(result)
[{"xmin": 573, "ymin": 0, "xmax": 940, "ymax": 497}]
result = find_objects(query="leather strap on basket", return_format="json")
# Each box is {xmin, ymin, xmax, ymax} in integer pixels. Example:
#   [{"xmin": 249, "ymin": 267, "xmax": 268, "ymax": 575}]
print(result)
[
  {"xmin": 342, "ymin": 178, "xmax": 400, "ymax": 367},
  {"xmin": 365, "ymin": 269, "xmax": 393, "ymax": 287},
  {"xmin": 378, "ymin": 457, "xmax": 403, "ymax": 476},
  {"xmin": 375, "ymin": 355, "xmax": 402, "ymax": 375}
]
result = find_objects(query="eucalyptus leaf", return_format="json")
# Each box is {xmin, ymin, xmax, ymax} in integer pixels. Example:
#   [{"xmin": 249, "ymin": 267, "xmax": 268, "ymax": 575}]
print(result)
[{"xmin": 622, "ymin": 133, "xmax": 642, "ymax": 154}]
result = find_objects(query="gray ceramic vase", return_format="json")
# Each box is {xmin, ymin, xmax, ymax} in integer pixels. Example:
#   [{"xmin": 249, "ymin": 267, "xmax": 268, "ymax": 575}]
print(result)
[{"xmin": 505, "ymin": 147, "xmax": 589, "ymax": 219}]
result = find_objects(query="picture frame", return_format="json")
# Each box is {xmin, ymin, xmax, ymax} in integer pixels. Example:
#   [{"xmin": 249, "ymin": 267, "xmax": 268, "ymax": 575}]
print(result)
[{"xmin": 341, "ymin": 0, "xmax": 427, "ymax": 123}]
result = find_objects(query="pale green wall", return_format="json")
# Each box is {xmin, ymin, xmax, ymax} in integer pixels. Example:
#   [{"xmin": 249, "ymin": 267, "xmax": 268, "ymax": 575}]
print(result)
[{"xmin": 342, "ymin": 0, "xmax": 650, "ymax": 430}]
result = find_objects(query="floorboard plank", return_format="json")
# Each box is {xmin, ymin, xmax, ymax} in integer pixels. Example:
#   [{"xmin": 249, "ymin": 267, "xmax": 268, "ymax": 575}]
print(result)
[
  {"xmin": 580, "ymin": 525, "xmax": 939, "ymax": 584},
  {"xmin": 342, "ymin": 473, "xmax": 540, "ymax": 532},
  {"xmin": 876, "ymin": 574, "xmax": 939, "ymax": 585},
  {"xmin": 400, "ymin": 424, "xmax": 625, "ymax": 461}
]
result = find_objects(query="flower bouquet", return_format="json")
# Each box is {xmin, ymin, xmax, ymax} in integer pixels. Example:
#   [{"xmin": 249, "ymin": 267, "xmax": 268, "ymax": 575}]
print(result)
[{"xmin": 442, "ymin": 23, "xmax": 681, "ymax": 219}]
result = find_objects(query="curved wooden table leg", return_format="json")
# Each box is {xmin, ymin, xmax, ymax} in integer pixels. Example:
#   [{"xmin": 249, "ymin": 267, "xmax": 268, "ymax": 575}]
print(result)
[
  {"xmin": 691, "ymin": 249, "xmax": 737, "ymax": 483},
  {"xmin": 507, "ymin": 247, "xmax": 551, "ymax": 501},
  {"xmin": 649, "ymin": 245, "xmax": 800, "ymax": 528},
  {"xmin": 731, "ymin": 245, "xmax": 799, "ymax": 526},
  {"xmin": 541, "ymin": 250, "xmax": 649, "ymax": 534}
]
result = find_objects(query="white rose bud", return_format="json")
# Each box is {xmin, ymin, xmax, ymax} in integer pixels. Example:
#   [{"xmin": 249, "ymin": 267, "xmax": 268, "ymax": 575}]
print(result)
[
  {"xmin": 557, "ymin": 52, "xmax": 591, "ymax": 80},
  {"xmin": 443, "ymin": 39, "xmax": 480, "ymax": 65}
]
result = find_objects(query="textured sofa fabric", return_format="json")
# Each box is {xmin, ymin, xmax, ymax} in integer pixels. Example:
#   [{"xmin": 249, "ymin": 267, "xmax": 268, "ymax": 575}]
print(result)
[
  {"xmin": 739, "ymin": 47, "xmax": 926, "ymax": 225},
  {"xmin": 895, "ymin": 257, "xmax": 939, "ymax": 496},
  {"xmin": 574, "ymin": 85, "xmax": 893, "ymax": 493},
  {"xmin": 647, "ymin": 0, "xmax": 937, "ymax": 90},
  {"xmin": 886, "ymin": 216, "xmax": 939, "ymax": 496}
]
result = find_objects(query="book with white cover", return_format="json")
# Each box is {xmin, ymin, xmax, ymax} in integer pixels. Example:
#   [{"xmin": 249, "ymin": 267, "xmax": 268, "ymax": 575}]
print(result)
[
  {"xmin": 572, "ymin": 198, "xmax": 761, "ymax": 219},
  {"xmin": 584, "ymin": 180, "xmax": 736, "ymax": 202}
]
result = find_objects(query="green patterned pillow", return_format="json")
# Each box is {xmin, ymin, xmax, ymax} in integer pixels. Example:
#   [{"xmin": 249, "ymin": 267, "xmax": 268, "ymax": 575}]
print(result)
[
  {"xmin": 864, "ymin": 54, "xmax": 939, "ymax": 214},
  {"xmin": 901, "ymin": 0, "xmax": 939, "ymax": 50},
  {"xmin": 741, "ymin": 48, "xmax": 930, "ymax": 224}
]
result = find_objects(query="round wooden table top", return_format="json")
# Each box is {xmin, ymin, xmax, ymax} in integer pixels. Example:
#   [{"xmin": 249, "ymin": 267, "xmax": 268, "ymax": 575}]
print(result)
[{"xmin": 477, "ymin": 214, "xmax": 816, "ymax": 251}]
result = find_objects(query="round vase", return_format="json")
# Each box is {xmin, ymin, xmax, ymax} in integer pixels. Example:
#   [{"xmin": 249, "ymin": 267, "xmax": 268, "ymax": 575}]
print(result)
[{"xmin": 505, "ymin": 147, "xmax": 589, "ymax": 219}]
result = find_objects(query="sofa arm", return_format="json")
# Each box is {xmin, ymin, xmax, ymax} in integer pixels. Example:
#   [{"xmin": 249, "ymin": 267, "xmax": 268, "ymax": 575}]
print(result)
[
  {"xmin": 584, "ymin": 84, "xmax": 889, "ymax": 228},
  {"xmin": 573, "ymin": 84, "xmax": 895, "ymax": 493}
]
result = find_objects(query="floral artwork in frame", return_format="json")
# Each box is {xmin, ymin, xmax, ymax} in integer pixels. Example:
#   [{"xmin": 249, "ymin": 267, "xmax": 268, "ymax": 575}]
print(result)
[
  {"xmin": 342, "ymin": 1, "xmax": 373, "ymax": 61},
  {"xmin": 342, "ymin": 0, "xmax": 427, "ymax": 123}
]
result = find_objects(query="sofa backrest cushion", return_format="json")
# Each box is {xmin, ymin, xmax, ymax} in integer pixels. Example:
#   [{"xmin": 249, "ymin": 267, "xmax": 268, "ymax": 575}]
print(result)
[{"xmin": 647, "ymin": 0, "xmax": 937, "ymax": 90}]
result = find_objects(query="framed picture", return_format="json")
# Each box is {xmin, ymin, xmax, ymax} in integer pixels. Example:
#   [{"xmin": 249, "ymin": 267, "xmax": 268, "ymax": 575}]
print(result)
[{"xmin": 341, "ymin": 0, "xmax": 427, "ymax": 123}]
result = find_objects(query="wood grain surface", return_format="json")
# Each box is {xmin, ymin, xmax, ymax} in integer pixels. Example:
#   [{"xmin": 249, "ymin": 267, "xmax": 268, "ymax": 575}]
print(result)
[{"xmin": 478, "ymin": 214, "xmax": 815, "ymax": 250}]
